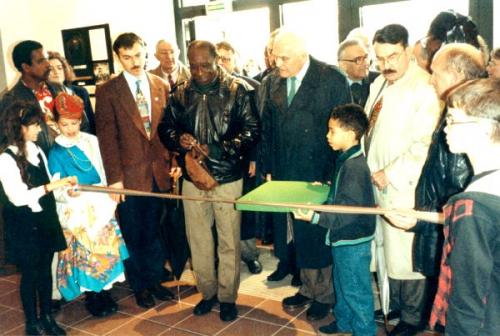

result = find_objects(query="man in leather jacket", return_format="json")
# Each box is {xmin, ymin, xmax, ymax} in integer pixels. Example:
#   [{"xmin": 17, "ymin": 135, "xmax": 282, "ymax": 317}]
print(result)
[
  {"xmin": 158, "ymin": 40, "xmax": 259, "ymax": 322},
  {"xmin": 387, "ymin": 43, "xmax": 485, "ymax": 328}
]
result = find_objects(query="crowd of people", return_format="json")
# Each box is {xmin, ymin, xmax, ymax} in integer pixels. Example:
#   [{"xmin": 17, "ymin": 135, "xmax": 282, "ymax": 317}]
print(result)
[{"xmin": 0, "ymin": 8, "xmax": 499, "ymax": 336}]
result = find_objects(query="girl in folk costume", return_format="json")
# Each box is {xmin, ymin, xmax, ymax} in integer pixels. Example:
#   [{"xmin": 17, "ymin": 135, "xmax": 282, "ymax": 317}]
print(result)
[
  {"xmin": 0, "ymin": 101, "xmax": 75, "ymax": 336},
  {"xmin": 48, "ymin": 92, "xmax": 129, "ymax": 317}
]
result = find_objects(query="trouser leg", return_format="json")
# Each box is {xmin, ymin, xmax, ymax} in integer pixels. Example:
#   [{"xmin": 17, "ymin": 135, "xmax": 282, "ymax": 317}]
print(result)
[
  {"xmin": 389, "ymin": 277, "xmax": 426, "ymax": 326},
  {"xmin": 298, "ymin": 266, "xmax": 334, "ymax": 304},
  {"xmin": 183, "ymin": 180, "xmax": 217, "ymax": 300}
]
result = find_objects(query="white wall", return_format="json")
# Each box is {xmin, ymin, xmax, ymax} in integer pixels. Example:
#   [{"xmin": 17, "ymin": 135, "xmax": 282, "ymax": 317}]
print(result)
[{"xmin": 0, "ymin": 0, "xmax": 176, "ymax": 89}]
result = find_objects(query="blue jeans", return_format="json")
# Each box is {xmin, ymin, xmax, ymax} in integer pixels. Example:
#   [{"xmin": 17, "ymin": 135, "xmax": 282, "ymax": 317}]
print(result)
[{"xmin": 332, "ymin": 241, "xmax": 376, "ymax": 336}]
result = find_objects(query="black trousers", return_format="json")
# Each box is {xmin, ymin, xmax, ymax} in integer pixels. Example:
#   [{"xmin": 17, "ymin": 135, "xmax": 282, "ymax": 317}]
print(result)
[
  {"xmin": 117, "ymin": 190, "xmax": 164, "ymax": 293},
  {"xmin": 389, "ymin": 277, "xmax": 427, "ymax": 326},
  {"xmin": 17, "ymin": 250, "xmax": 54, "ymax": 323}
]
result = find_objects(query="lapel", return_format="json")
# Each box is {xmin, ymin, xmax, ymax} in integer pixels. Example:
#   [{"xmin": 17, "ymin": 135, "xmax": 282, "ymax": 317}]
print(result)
[
  {"xmin": 270, "ymin": 72, "xmax": 288, "ymax": 113},
  {"xmin": 148, "ymin": 73, "xmax": 164, "ymax": 139},
  {"xmin": 115, "ymin": 73, "xmax": 150, "ymax": 139},
  {"xmin": 288, "ymin": 57, "xmax": 319, "ymax": 110}
]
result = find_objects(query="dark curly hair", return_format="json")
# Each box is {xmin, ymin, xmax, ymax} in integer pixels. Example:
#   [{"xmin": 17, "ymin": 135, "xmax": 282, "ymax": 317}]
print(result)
[{"xmin": 0, "ymin": 101, "xmax": 43, "ymax": 184}]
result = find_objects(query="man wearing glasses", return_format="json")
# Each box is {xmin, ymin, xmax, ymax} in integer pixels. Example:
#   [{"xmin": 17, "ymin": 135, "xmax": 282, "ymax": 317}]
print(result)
[
  {"xmin": 337, "ymin": 39, "xmax": 378, "ymax": 108},
  {"xmin": 363, "ymin": 24, "xmax": 441, "ymax": 336}
]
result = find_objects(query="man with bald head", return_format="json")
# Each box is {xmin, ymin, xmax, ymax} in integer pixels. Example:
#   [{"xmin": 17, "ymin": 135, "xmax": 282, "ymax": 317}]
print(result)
[
  {"xmin": 149, "ymin": 39, "xmax": 190, "ymax": 92},
  {"xmin": 259, "ymin": 29, "xmax": 350, "ymax": 321},
  {"xmin": 387, "ymin": 43, "xmax": 485, "ymax": 334},
  {"xmin": 159, "ymin": 40, "xmax": 259, "ymax": 322}
]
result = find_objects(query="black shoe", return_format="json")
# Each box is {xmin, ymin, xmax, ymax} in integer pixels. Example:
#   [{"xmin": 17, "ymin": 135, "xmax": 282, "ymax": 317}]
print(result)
[
  {"xmin": 161, "ymin": 268, "xmax": 175, "ymax": 282},
  {"xmin": 135, "ymin": 289, "xmax": 155, "ymax": 309},
  {"xmin": 388, "ymin": 321, "xmax": 421, "ymax": 336},
  {"xmin": 219, "ymin": 302, "xmax": 238, "ymax": 322},
  {"xmin": 318, "ymin": 322, "xmax": 352, "ymax": 335},
  {"xmin": 100, "ymin": 290, "xmax": 118, "ymax": 314},
  {"xmin": 85, "ymin": 292, "xmax": 110, "ymax": 317},
  {"xmin": 267, "ymin": 264, "xmax": 289, "ymax": 281},
  {"xmin": 25, "ymin": 321, "xmax": 43, "ymax": 336},
  {"xmin": 149, "ymin": 283, "xmax": 175, "ymax": 301},
  {"xmin": 291, "ymin": 272, "xmax": 302, "ymax": 287},
  {"xmin": 193, "ymin": 296, "xmax": 218, "ymax": 316},
  {"xmin": 306, "ymin": 301, "xmax": 330, "ymax": 321},
  {"xmin": 282, "ymin": 293, "xmax": 313, "ymax": 310},
  {"xmin": 39, "ymin": 314, "xmax": 66, "ymax": 336},
  {"xmin": 51, "ymin": 299, "xmax": 63, "ymax": 314},
  {"xmin": 244, "ymin": 259, "xmax": 263, "ymax": 274},
  {"xmin": 374, "ymin": 308, "xmax": 401, "ymax": 322}
]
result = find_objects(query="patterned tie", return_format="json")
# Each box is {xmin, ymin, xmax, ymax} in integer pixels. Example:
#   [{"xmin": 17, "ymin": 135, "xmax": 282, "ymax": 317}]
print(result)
[
  {"xmin": 287, "ymin": 76, "xmax": 297, "ymax": 107},
  {"xmin": 136, "ymin": 80, "xmax": 151, "ymax": 137}
]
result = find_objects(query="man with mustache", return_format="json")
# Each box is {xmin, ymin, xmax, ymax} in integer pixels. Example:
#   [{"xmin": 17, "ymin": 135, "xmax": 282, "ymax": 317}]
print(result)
[
  {"xmin": 0, "ymin": 40, "xmax": 89, "ymax": 154},
  {"xmin": 95, "ymin": 32, "xmax": 178, "ymax": 309},
  {"xmin": 364, "ymin": 24, "xmax": 441, "ymax": 336}
]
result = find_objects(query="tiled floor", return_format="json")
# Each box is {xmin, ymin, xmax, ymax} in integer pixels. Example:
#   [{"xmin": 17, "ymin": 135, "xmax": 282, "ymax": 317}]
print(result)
[{"xmin": 0, "ymin": 274, "xmax": 443, "ymax": 336}]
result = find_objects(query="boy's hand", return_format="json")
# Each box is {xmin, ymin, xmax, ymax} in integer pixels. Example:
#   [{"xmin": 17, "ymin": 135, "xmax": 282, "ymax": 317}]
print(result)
[{"xmin": 292, "ymin": 208, "xmax": 314, "ymax": 222}]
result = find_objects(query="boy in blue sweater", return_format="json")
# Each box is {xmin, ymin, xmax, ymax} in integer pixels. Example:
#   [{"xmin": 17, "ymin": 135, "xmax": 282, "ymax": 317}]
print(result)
[{"xmin": 294, "ymin": 104, "xmax": 376, "ymax": 336}]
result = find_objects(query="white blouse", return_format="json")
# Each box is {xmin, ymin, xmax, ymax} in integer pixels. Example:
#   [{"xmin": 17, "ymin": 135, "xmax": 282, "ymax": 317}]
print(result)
[{"xmin": 0, "ymin": 142, "xmax": 50, "ymax": 212}]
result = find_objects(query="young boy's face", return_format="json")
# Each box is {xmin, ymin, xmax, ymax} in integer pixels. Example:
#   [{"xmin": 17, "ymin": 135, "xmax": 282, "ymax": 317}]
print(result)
[{"xmin": 326, "ymin": 118, "xmax": 357, "ymax": 152}]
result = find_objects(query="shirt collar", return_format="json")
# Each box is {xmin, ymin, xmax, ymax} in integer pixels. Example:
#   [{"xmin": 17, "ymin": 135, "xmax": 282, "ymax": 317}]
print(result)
[
  {"xmin": 294, "ymin": 56, "xmax": 310, "ymax": 82},
  {"xmin": 123, "ymin": 70, "xmax": 148, "ymax": 87}
]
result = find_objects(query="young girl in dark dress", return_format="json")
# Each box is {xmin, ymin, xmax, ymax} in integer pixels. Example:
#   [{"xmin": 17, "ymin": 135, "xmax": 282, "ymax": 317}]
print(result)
[{"xmin": 0, "ymin": 101, "xmax": 75, "ymax": 336}]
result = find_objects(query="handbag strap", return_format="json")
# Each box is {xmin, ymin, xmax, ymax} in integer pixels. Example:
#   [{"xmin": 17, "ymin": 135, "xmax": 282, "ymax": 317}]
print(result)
[{"xmin": 207, "ymin": 79, "xmax": 239, "ymax": 139}]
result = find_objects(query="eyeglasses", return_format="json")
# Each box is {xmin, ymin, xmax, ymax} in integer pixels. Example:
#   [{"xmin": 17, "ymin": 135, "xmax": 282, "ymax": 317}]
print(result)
[
  {"xmin": 339, "ymin": 54, "xmax": 370, "ymax": 65},
  {"xmin": 376, "ymin": 50, "xmax": 404, "ymax": 66},
  {"xmin": 445, "ymin": 113, "xmax": 498, "ymax": 127}
]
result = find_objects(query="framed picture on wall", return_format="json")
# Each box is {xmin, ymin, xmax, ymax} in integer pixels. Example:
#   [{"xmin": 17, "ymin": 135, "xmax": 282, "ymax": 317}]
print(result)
[{"xmin": 62, "ymin": 24, "xmax": 114, "ymax": 86}]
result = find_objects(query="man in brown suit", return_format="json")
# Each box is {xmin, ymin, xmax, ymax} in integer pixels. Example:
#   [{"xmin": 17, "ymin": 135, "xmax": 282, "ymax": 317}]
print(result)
[
  {"xmin": 95, "ymin": 32, "xmax": 178, "ymax": 309},
  {"xmin": 149, "ymin": 39, "xmax": 190, "ymax": 92}
]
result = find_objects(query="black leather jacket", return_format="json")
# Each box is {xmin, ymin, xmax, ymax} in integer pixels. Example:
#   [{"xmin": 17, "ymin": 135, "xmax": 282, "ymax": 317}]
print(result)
[
  {"xmin": 411, "ymin": 111, "xmax": 472, "ymax": 276},
  {"xmin": 158, "ymin": 69, "xmax": 260, "ymax": 184}
]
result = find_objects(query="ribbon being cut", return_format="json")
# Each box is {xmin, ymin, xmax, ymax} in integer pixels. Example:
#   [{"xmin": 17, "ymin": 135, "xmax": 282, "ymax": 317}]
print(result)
[{"xmin": 77, "ymin": 181, "xmax": 444, "ymax": 224}]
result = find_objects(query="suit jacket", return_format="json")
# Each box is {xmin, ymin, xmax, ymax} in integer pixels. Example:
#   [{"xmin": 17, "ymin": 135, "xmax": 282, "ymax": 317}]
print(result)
[
  {"xmin": 351, "ymin": 71, "xmax": 379, "ymax": 108},
  {"xmin": 149, "ymin": 62, "xmax": 190, "ymax": 92},
  {"xmin": 259, "ymin": 57, "xmax": 351, "ymax": 268},
  {"xmin": 95, "ymin": 72, "xmax": 172, "ymax": 192}
]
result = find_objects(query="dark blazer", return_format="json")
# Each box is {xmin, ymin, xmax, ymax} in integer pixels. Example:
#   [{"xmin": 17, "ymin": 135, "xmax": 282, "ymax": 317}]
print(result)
[
  {"xmin": 350, "ymin": 71, "xmax": 379, "ymax": 108},
  {"xmin": 259, "ymin": 57, "xmax": 351, "ymax": 268},
  {"xmin": 95, "ymin": 72, "xmax": 172, "ymax": 192}
]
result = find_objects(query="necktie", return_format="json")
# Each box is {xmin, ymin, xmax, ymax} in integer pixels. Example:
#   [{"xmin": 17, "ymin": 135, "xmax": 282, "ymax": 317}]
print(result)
[
  {"xmin": 350, "ymin": 82, "xmax": 363, "ymax": 105},
  {"xmin": 287, "ymin": 76, "xmax": 297, "ymax": 107},
  {"xmin": 167, "ymin": 74, "xmax": 175, "ymax": 91},
  {"xmin": 136, "ymin": 80, "xmax": 151, "ymax": 137}
]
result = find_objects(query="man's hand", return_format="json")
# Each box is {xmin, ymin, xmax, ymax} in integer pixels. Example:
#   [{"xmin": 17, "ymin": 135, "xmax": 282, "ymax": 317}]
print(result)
[
  {"xmin": 248, "ymin": 161, "xmax": 256, "ymax": 178},
  {"xmin": 180, "ymin": 133, "xmax": 196, "ymax": 150},
  {"xmin": 292, "ymin": 208, "xmax": 314, "ymax": 222},
  {"xmin": 109, "ymin": 181, "xmax": 125, "ymax": 203},
  {"xmin": 372, "ymin": 169, "xmax": 389, "ymax": 191},
  {"xmin": 385, "ymin": 213, "xmax": 417, "ymax": 230},
  {"xmin": 169, "ymin": 167, "xmax": 182, "ymax": 181}
]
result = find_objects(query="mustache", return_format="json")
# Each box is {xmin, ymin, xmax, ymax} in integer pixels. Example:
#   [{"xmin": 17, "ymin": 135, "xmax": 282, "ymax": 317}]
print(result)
[
  {"xmin": 132, "ymin": 66, "xmax": 142, "ymax": 70},
  {"xmin": 383, "ymin": 69, "xmax": 396, "ymax": 75}
]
